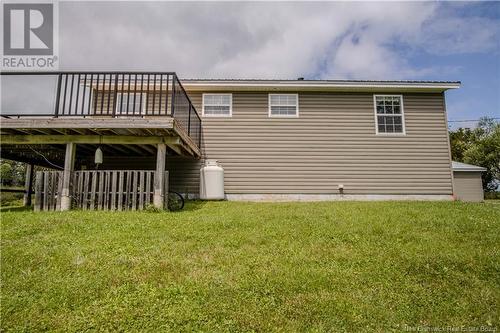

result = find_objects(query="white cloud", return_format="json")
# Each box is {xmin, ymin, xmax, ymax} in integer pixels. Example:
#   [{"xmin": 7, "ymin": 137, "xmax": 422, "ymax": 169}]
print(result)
[{"xmin": 59, "ymin": 1, "xmax": 499, "ymax": 80}]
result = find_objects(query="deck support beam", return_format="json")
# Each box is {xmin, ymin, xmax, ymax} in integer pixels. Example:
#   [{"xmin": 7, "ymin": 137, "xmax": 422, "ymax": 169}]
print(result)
[
  {"xmin": 23, "ymin": 163, "xmax": 34, "ymax": 206},
  {"xmin": 61, "ymin": 143, "xmax": 76, "ymax": 211},
  {"xmin": 0, "ymin": 135, "xmax": 181, "ymax": 145},
  {"xmin": 153, "ymin": 143, "xmax": 167, "ymax": 209}
]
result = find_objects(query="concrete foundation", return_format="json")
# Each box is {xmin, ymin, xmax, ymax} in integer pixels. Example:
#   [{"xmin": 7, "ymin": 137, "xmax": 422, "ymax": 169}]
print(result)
[{"xmin": 186, "ymin": 193, "xmax": 454, "ymax": 202}]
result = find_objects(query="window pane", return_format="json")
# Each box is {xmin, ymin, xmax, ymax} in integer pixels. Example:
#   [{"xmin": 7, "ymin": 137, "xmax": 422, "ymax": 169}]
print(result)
[
  {"xmin": 270, "ymin": 94, "xmax": 297, "ymax": 106},
  {"xmin": 204, "ymin": 105, "xmax": 230, "ymax": 115},
  {"xmin": 204, "ymin": 94, "xmax": 231, "ymax": 106},
  {"xmin": 270, "ymin": 95, "xmax": 298, "ymax": 116},
  {"xmin": 375, "ymin": 96, "xmax": 404, "ymax": 133},
  {"xmin": 286, "ymin": 95, "xmax": 297, "ymax": 105},
  {"xmin": 270, "ymin": 95, "xmax": 279, "ymax": 105},
  {"xmin": 204, "ymin": 94, "xmax": 231, "ymax": 116},
  {"xmin": 377, "ymin": 116, "xmax": 385, "ymax": 125},
  {"xmin": 377, "ymin": 114, "xmax": 404, "ymax": 133},
  {"xmin": 204, "ymin": 95, "xmax": 215, "ymax": 104},
  {"xmin": 271, "ymin": 106, "xmax": 296, "ymax": 116}
]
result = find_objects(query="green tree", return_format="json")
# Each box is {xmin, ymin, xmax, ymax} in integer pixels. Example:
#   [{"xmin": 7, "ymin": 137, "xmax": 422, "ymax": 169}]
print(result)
[
  {"xmin": 449, "ymin": 117, "xmax": 500, "ymax": 192},
  {"xmin": 0, "ymin": 160, "xmax": 26, "ymax": 187},
  {"xmin": 0, "ymin": 162, "xmax": 13, "ymax": 185},
  {"xmin": 449, "ymin": 127, "xmax": 478, "ymax": 161}
]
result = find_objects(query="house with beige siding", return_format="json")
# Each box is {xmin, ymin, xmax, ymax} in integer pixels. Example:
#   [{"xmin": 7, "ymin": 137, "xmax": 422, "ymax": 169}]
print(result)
[
  {"xmin": 1, "ymin": 72, "xmax": 468, "ymax": 211},
  {"xmin": 171, "ymin": 79, "xmax": 461, "ymax": 201}
]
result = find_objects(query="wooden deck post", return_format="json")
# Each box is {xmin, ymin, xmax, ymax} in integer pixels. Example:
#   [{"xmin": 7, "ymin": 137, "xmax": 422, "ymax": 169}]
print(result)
[
  {"xmin": 61, "ymin": 143, "xmax": 76, "ymax": 211},
  {"xmin": 34, "ymin": 171, "xmax": 42, "ymax": 212},
  {"xmin": 153, "ymin": 143, "xmax": 166, "ymax": 209},
  {"xmin": 23, "ymin": 163, "xmax": 34, "ymax": 206}
]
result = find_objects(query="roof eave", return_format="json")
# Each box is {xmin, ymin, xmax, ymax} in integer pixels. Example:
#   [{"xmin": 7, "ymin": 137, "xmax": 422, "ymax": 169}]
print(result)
[{"xmin": 180, "ymin": 81, "xmax": 460, "ymax": 92}]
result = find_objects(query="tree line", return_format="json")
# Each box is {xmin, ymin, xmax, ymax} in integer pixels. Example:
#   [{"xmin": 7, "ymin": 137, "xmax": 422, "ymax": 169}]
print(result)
[{"xmin": 449, "ymin": 117, "xmax": 499, "ymax": 192}]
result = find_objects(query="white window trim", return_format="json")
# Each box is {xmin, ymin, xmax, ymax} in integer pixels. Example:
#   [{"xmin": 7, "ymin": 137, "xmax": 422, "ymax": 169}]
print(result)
[
  {"xmin": 373, "ymin": 94, "xmax": 406, "ymax": 136},
  {"xmin": 115, "ymin": 92, "xmax": 147, "ymax": 115},
  {"xmin": 202, "ymin": 93, "xmax": 232, "ymax": 117},
  {"xmin": 268, "ymin": 93, "xmax": 299, "ymax": 118}
]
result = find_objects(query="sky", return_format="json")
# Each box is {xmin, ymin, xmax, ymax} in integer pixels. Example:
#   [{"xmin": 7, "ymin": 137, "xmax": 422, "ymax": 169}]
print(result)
[{"xmin": 55, "ymin": 1, "xmax": 500, "ymax": 128}]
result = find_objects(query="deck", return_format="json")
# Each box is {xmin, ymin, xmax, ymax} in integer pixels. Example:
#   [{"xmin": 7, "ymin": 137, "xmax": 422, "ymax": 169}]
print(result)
[
  {"xmin": 0, "ymin": 71, "xmax": 203, "ymax": 211},
  {"xmin": 1, "ymin": 72, "xmax": 202, "ymax": 164},
  {"xmin": 0, "ymin": 117, "xmax": 200, "ymax": 167}
]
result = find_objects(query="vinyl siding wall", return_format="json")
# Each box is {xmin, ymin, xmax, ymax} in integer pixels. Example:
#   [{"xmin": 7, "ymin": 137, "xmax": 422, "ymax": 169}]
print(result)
[
  {"xmin": 453, "ymin": 171, "xmax": 484, "ymax": 202},
  {"xmin": 167, "ymin": 91, "xmax": 453, "ymax": 195}
]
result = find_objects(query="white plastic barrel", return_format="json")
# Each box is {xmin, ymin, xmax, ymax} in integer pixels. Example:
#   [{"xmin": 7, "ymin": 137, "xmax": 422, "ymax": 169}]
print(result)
[{"xmin": 200, "ymin": 160, "xmax": 225, "ymax": 200}]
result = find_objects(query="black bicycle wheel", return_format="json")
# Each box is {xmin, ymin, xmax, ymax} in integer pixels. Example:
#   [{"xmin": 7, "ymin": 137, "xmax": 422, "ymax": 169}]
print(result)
[{"xmin": 167, "ymin": 191, "xmax": 185, "ymax": 211}]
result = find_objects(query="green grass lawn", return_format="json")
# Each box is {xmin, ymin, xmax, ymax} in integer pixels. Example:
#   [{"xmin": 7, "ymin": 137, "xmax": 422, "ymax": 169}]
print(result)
[{"xmin": 1, "ymin": 201, "xmax": 499, "ymax": 332}]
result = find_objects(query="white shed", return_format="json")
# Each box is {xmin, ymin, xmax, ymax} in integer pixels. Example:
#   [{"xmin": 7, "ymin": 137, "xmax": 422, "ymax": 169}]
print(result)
[{"xmin": 452, "ymin": 161, "xmax": 486, "ymax": 202}]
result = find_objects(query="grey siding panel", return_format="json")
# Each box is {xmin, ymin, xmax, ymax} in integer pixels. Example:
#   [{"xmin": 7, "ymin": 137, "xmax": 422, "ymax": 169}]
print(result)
[
  {"xmin": 168, "ymin": 92, "xmax": 453, "ymax": 195},
  {"xmin": 453, "ymin": 171, "xmax": 484, "ymax": 202},
  {"xmin": 166, "ymin": 157, "xmax": 201, "ymax": 195}
]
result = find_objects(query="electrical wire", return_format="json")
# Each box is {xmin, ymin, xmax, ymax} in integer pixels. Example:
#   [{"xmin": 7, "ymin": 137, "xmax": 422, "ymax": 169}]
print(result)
[
  {"xmin": 448, "ymin": 117, "xmax": 500, "ymax": 123},
  {"xmin": 28, "ymin": 146, "xmax": 63, "ymax": 170},
  {"xmin": 26, "ymin": 146, "xmax": 79, "ymax": 200}
]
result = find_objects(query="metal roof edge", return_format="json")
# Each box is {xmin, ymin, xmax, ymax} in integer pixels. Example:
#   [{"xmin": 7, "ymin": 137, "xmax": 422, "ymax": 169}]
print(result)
[
  {"xmin": 180, "ymin": 79, "xmax": 461, "ymax": 90},
  {"xmin": 452, "ymin": 161, "xmax": 487, "ymax": 172}
]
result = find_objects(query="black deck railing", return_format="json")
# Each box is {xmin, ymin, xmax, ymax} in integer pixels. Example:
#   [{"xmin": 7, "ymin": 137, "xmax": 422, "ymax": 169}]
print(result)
[{"xmin": 0, "ymin": 71, "xmax": 202, "ymax": 147}]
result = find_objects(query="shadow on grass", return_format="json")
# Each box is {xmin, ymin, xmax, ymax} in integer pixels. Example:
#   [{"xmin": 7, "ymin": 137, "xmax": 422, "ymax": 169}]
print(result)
[
  {"xmin": 0, "ymin": 205, "xmax": 32, "ymax": 212},
  {"xmin": 180, "ymin": 200, "xmax": 209, "ymax": 212},
  {"xmin": 1, "ymin": 201, "xmax": 210, "ymax": 213}
]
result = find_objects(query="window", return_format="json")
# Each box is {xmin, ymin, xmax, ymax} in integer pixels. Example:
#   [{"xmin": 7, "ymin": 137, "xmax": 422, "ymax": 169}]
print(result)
[
  {"xmin": 116, "ymin": 92, "xmax": 146, "ymax": 115},
  {"xmin": 202, "ymin": 94, "xmax": 232, "ymax": 117},
  {"xmin": 269, "ymin": 94, "xmax": 299, "ymax": 117},
  {"xmin": 374, "ymin": 95, "xmax": 405, "ymax": 134}
]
